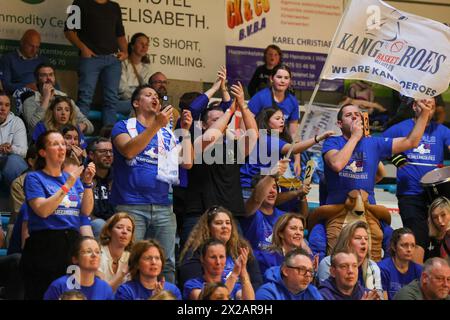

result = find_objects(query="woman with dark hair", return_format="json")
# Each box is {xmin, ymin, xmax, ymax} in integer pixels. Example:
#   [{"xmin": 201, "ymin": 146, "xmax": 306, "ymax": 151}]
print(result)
[
  {"xmin": 248, "ymin": 44, "xmax": 282, "ymax": 97},
  {"xmin": 183, "ymin": 239, "xmax": 254, "ymax": 300},
  {"xmin": 117, "ymin": 32, "xmax": 152, "ymax": 115},
  {"xmin": 21, "ymin": 130, "xmax": 95, "ymax": 300},
  {"xmin": 97, "ymin": 212, "xmax": 136, "ymax": 291},
  {"xmin": 60, "ymin": 124, "xmax": 87, "ymax": 164},
  {"xmin": 178, "ymin": 206, "xmax": 263, "ymax": 291},
  {"xmin": 115, "ymin": 239, "xmax": 181, "ymax": 300},
  {"xmin": 240, "ymin": 106, "xmax": 332, "ymax": 199},
  {"xmin": 377, "ymin": 227, "xmax": 422, "ymax": 300},
  {"xmin": 44, "ymin": 236, "xmax": 113, "ymax": 300},
  {"xmin": 248, "ymin": 64, "xmax": 303, "ymax": 175},
  {"xmin": 426, "ymin": 197, "xmax": 450, "ymax": 261}
]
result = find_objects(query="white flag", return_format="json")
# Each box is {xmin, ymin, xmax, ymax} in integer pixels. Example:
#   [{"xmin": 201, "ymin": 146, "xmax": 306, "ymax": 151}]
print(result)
[{"xmin": 322, "ymin": 0, "xmax": 450, "ymax": 99}]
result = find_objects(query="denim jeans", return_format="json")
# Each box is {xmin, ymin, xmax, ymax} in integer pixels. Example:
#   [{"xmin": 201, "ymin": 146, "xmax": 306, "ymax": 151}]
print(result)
[
  {"xmin": 90, "ymin": 218, "xmax": 106, "ymax": 239},
  {"xmin": 0, "ymin": 154, "xmax": 28, "ymax": 188},
  {"xmin": 77, "ymin": 55, "xmax": 121, "ymax": 126},
  {"xmin": 116, "ymin": 99, "xmax": 132, "ymax": 116},
  {"xmin": 116, "ymin": 204, "xmax": 177, "ymax": 283}
]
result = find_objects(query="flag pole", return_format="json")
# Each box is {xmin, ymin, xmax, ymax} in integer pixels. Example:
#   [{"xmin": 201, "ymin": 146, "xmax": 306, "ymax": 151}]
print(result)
[{"xmin": 286, "ymin": 0, "xmax": 354, "ymax": 159}]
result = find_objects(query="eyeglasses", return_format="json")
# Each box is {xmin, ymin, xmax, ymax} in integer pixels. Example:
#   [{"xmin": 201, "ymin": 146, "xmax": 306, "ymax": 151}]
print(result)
[
  {"xmin": 80, "ymin": 249, "xmax": 101, "ymax": 256},
  {"xmin": 96, "ymin": 149, "xmax": 113, "ymax": 155},
  {"xmin": 151, "ymin": 80, "xmax": 168, "ymax": 85},
  {"xmin": 430, "ymin": 275, "xmax": 450, "ymax": 284},
  {"xmin": 286, "ymin": 265, "xmax": 314, "ymax": 277}
]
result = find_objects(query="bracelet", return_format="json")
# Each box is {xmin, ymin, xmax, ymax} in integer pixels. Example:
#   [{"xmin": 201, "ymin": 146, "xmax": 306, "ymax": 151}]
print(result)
[
  {"xmin": 83, "ymin": 183, "xmax": 94, "ymax": 189},
  {"xmin": 61, "ymin": 185, "xmax": 70, "ymax": 194},
  {"xmin": 314, "ymin": 135, "xmax": 320, "ymax": 143}
]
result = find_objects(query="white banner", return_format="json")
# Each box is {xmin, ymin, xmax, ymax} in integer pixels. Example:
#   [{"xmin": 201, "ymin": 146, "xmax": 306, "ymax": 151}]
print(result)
[
  {"xmin": 300, "ymin": 104, "xmax": 340, "ymax": 154},
  {"xmin": 322, "ymin": 0, "xmax": 450, "ymax": 99},
  {"xmin": 0, "ymin": 0, "xmax": 225, "ymax": 81}
]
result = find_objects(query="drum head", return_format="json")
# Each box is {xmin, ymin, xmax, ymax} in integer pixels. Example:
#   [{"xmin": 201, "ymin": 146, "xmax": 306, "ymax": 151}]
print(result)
[{"xmin": 420, "ymin": 166, "xmax": 450, "ymax": 186}]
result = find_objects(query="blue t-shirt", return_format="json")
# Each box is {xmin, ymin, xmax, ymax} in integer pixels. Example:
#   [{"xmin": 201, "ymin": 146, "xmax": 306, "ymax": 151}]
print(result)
[
  {"xmin": 254, "ymin": 250, "xmax": 284, "ymax": 278},
  {"xmin": 241, "ymin": 208, "xmax": 285, "ymax": 250},
  {"xmin": 377, "ymin": 257, "xmax": 422, "ymax": 300},
  {"xmin": 183, "ymin": 276, "xmax": 242, "ymax": 300},
  {"xmin": 25, "ymin": 171, "xmax": 84, "ymax": 232},
  {"xmin": 322, "ymin": 136, "xmax": 393, "ymax": 204},
  {"xmin": 44, "ymin": 275, "xmax": 114, "ymax": 300},
  {"xmin": 248, "ymin": 88, "xmax": 299, "ymax": 122},
  {"xmin": 115, "ymin": 279, "xmax": 181, "ymax": 300},
  {"xmin": 32, "ymin": 121, "xmax": 87, "ymax": 149},
  {"xmin": 240, "ymin": 133, "xmax": 288, "ymax": 188},
  {"xmin": 110, "ymin": 119, "xmax": 171, "ymax": 205},
  {"xmin": 382, "ymin": 119, "xmax": 450, "ymax": 195}
]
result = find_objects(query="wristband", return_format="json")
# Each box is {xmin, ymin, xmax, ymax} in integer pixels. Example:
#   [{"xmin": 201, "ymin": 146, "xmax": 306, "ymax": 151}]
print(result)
[
  {"xmin": 314, "ymin": 135, "xmax": 320, "ymax": 143},
  {"xmin": 61, "ymin": 185, "xmax": 70, "ymax": 194},
  {"xmin": 83, "ymin": 183, "xmax": 94, "ymax": 189}
]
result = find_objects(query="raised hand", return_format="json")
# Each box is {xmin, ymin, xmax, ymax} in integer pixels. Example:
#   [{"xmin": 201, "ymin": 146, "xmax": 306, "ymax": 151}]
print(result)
[
  {"xmin": 316, "ymin": 130, "xmax": 335, "ymax": 143},
  {"xmin": 82, "ymin": 162, "xmax": 96, "ymax": 184},
  {"xmin": 230, "ymin": 81, "xmax": 245, "ymax": 109},
  {"xmin": 156, "ymin": 105, "xmax": 173, "ymax": 128},
  {"xmin": 180, "ymin": 109, "xmax": 193, "ymax": 130}
]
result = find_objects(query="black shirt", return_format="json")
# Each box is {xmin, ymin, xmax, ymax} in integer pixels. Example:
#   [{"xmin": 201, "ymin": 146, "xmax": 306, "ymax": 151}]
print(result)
[
  {"xmin": 248, "ymin": 65, "xmax": 272, "ymax": 97},
  {"xmin": 92, "ymin": 170, "xmax": 115, "ymax": 221},
  {"xmin": 186, "ymin": 139, "xmax": 246, "ymax": 217},
  {"xmin": 65, "ymin": 0, "xmax": 125, "ymax": 55}
]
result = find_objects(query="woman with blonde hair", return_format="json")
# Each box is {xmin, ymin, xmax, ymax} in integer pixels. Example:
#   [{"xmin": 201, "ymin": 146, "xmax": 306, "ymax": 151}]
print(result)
[
  {"xmin": 317, "ymin": 220, "xmax": 383, "ymax": 295},
  {"xmin": 255, "ymin": 213, "xmax": 314, "ymax": 276},
  {"xmin": 178, "ymin": 205, "xmax": 263, "ymax": 291},
  {"xmin": 115, "ymin": 239, "xmax": 181, "ymax": 300},
  {"xmin": 97, "ymin": 212, "xmax": 135, "ymax": 291},
  {"xmin": 425, "ymin": 197, "xmax": 450, "ymax": 261},
  {"xmin": 32, "ymin": 96, "xmax": 87, "ymax": 149}
]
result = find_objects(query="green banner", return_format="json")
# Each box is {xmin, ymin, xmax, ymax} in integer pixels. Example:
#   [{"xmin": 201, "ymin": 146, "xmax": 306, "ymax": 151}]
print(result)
[{"xmin": 0, "ymin": 39, "xmax": 79, "ymax": 71}]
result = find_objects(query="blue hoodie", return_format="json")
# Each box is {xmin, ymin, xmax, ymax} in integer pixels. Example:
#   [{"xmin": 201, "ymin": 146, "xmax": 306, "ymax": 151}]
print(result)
[
  {"xmin": 255, "ymin": 266, "xmax": 323, "ymax": 300},
  {"xmin": 318, "ymin": 277, "xmax": 366, "ymax": 300}
]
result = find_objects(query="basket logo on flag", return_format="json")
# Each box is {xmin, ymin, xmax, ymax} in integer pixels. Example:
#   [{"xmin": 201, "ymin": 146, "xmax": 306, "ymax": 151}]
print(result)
[{"xmin": 322, "ymin": 0, "xmax": 450, "ymax": 99}]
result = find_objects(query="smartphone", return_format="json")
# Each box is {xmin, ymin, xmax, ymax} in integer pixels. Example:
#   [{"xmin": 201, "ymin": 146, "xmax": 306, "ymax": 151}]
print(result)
[{"xmin": 362, "ymin": 112, "xmax": 370, "ymax": 137}]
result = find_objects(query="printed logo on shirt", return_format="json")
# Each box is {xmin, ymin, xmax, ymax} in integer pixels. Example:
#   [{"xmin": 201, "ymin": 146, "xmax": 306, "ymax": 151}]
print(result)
[
  {"xmin": 61, "ymin": 194, "xmax": 78, "ymax": 208},
  {"xmin": 413, "ymin": 144, "xmax": 431, "ymax": 155},
  {"xmin": 340, "ymin": 152, "xmax": 368, "ymax": 179}
]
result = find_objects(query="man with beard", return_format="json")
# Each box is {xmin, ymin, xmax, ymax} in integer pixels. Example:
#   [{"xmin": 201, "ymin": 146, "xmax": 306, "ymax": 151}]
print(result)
[
  {"xmin": 88, "ymin": 137, "xmax": 114, "ymax": 237},
  {"xmin": 22, "ymin": 63, "xmax": 93, "ymax": 135}
]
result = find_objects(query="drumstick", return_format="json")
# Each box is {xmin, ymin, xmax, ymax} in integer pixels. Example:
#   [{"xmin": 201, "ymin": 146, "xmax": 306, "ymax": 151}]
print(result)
[{"xmin": 407, "ymin": 162, "xmax": 444, "ymax": 168}]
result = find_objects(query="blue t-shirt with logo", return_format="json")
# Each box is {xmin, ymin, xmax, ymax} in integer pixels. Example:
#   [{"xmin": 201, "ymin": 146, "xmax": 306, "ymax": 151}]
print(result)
[
  {"xmin": 110, "ymin": 119, "xmax": 171, "ymax": 205},
  {"xmin": 248, "ymin": 88, "xmax": 299, "ymax": 122},
  {"xmin": 25, "ymin": 171, "xmax": 84, "ymax": 232},
  {"xmin": 382, "ymin": 119, "xmax": 450, "ymax": 195},
  {"xmin": 240, "ymin": 133, "xmax": 288, "ymax": 188},
  {"xmin": 377, "ymin": 257, "xmax": 422, "ymax": 300},
  {"xmin": 115, "ymin": 279, "xmax": 181, "ymax": 300},
  {"xmin": 241, "ymin": 208, "xmax": 285, "ymax": 250},
  {"xmin": 322, "ymin": 135, "xmax": 393, "ymax": 204},
  {"xmin": 44, "ymin": 275, "xmax": 114, "ymax": 300}
]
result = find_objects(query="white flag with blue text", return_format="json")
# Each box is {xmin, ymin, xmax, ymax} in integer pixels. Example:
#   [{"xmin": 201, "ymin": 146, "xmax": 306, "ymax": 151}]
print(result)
[{"xmin": 322, "ymin": 0, "xmax": 450, "ymax": 99}]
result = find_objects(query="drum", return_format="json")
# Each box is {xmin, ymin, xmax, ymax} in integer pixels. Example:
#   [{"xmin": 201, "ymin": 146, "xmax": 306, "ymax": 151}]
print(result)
[{"xmin": 420, "ymin": 166, "xmax": 450, "ymax": 203}]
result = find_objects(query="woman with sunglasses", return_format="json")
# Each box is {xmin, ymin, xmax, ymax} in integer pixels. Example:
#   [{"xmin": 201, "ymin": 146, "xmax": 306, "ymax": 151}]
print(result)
[
  {"xmin": 178, "ymin": 205, "xmax": 263, "ymax": 291},
  {"xmin": 21, "ymin": 130, "xmax": 95, "ymax": 300},
  {"xmin": 115, "ymin": 239, "xmax": 181, "ymax": 300},
  {"xmin": 183, "ymin": 239, "xmax": 254, "ymax": 300},
  {"xmin": 44, "ymin": 236, "xmax": 114, "ymax": 300},
  {"xmin": 426, "ymin": 197, "xmax": 450, "ymax": 261}
]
